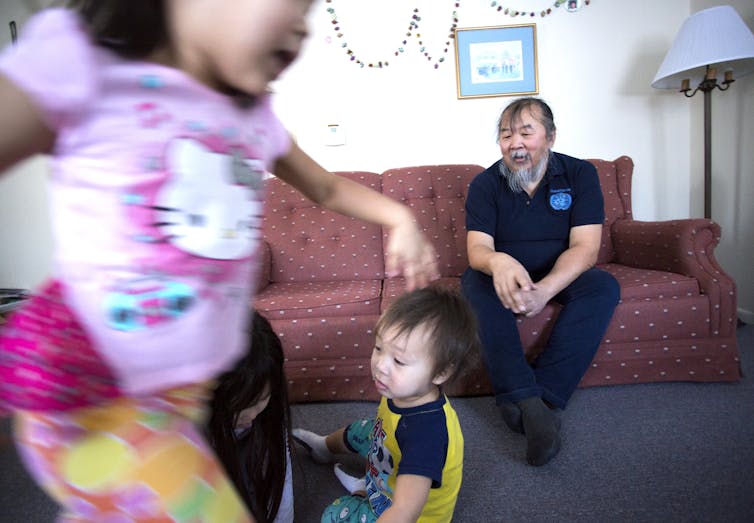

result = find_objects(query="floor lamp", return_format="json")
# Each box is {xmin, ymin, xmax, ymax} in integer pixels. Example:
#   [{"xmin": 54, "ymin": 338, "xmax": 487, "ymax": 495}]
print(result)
[{"xmin": 651, "ymin": 5, "xmax": 754, "ymax": 220}]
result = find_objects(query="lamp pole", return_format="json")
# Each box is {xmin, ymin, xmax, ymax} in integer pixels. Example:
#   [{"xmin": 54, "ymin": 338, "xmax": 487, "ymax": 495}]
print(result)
[
  {"xmin": 681, "ymin": 66, "xmax": 733, "ymax": 220},
  {"xmin": 703, "ymin": 86, "xmax": 711, "ymax": 220}
]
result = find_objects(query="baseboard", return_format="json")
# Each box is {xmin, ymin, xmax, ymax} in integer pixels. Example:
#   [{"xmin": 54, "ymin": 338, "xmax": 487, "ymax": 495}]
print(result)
[{"xmin": 738, "ymin": 308, "xmax": 754, "ymax": 326}]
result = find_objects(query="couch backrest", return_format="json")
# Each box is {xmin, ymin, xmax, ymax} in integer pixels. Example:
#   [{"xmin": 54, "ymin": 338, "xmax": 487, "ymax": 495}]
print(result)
[
  {"xmin": 586, "ymin": 156, "xmax": 634, "ymax": 264},
  {"xmin": 381, "ymin": 158, "xmax": 633, "ymax": 271},
  {"xmin": 381, "ymin": 164, "xmax": 485, "ymax": 278},
  {"xmin": 262, "ymin": 159, "xmax": 633, "ymax": 282},
  {"xmin": 261, "ymin": 171, "xmax": 385, "ymax": 282}
]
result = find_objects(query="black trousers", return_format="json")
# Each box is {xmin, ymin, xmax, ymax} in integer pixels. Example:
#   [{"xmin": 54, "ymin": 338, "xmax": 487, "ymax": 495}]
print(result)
[{"xmin": 461, "ymin": 266, "xmax": 619, "ymax": 409}]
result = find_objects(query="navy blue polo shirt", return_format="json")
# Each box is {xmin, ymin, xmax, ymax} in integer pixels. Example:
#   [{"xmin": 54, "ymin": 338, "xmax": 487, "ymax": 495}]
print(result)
[{"xmin": 465, "ymin": 152, "xmax": 604, "ymax": 278}]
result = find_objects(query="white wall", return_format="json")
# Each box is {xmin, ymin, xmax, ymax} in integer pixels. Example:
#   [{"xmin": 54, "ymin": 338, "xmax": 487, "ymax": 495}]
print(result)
[
  {"xmin": 0, "ymin": 1, "xmax": 52, "ymax": 290},
  {"xmin": 0, "ymin": 0, "xmax": 751, "ymax": 321}
]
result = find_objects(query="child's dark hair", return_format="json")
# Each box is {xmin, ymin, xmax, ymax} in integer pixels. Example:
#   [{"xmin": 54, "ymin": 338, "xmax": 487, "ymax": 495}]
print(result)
[
  {"xmin": 64, "ymin": 0, "xmax": 255, "ymax": 105},
  {"xmin": 376, "ymin": 286, "xmax": 481, "ymax": 385},
  {"xmin": 65, "ymin": 1, "xmax": 168, "ymax": 58},
  {"xmin": 207, "ymin": 311, "xmax": 292, "ymax": 523}
]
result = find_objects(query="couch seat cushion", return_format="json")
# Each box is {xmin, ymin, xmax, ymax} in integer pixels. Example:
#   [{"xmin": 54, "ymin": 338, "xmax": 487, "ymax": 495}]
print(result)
[
  {"xmin": 256, "ymin": 280, "xmax": 382, "ymax": 319},
  {"xmin": 604, "ymin": 294, "xmax": 712, "ymax": 342},
  {"xmin": 599, "ymin": 263, "xmax": 700, "ymax": 300}
]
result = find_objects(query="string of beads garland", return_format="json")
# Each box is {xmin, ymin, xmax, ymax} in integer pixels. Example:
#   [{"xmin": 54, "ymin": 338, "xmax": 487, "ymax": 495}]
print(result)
[
  {"xmin": 489, "ymin": 0, "xmax": 591, "ymax": 18},
  {"xmin": 418, "ymin": 6, "xmax": 460, "ymax": 69},
  {"xmin": 324, "ymin": 1, "xmax": 591, "ymax": 68},
  {"xmin": 324, "ymin": 0, "xmax": 460, "ymax": 69}
]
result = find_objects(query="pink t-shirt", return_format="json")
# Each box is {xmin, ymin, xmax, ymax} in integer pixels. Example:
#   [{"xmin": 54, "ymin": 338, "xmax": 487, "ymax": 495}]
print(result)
[{"xmin": 0, "ymin": 9, "xmax": 290, "ymax": 395}]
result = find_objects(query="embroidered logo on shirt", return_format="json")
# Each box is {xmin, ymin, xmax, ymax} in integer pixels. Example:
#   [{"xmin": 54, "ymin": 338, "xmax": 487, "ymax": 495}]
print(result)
[{"xmin": 549, "ymin": 189, "xmax": 572, "ymax": 211}]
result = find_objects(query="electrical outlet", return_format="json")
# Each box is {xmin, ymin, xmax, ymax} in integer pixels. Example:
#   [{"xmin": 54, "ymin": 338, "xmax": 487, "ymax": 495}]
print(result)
[{"xmin": 325, "ymin": 124, "xmax": 346, "ymax": 146}]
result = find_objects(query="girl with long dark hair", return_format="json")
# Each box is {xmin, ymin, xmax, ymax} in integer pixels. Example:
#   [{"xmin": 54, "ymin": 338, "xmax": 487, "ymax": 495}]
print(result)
[{"xmin": 208, "ymin": 311, "xmax": 294, "ymax": 523}]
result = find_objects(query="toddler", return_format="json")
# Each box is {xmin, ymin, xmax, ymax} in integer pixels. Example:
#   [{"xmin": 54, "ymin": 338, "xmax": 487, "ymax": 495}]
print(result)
[{"xmin": 294, "ymin": 287, "xmax": 481, "ymax": 523}]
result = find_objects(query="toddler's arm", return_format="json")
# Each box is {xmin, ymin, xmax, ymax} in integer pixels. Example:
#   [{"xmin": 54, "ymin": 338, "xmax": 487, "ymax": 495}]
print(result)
[
  {"xmin": 274, "ymin": 142, "xmax": 440, "ymax": 290},
  {"xmin": 376, "ymin": 473, "xmax": 431, "ymax": 523},
  {"xmin": 0, "ymin": 75, "xmax": 54, "ymax": 174}
]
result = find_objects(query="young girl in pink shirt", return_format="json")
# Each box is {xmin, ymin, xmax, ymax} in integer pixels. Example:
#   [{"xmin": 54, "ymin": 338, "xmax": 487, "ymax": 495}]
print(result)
[{"xmin": 0, "ymin": 2, "xmax": 438, "ymax": 521}]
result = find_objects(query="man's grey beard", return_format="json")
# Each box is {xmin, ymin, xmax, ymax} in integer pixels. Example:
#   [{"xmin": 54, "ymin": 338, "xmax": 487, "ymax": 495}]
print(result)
[{"xmin": 498, "ymin": 151, "xmax": 550, "ymax": 193}]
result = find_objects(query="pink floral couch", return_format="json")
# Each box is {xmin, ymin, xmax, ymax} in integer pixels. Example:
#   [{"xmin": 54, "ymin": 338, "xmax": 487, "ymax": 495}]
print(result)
[{"xmin": 255, "ymin": 158, "xmax": 741, "ymax": 403}]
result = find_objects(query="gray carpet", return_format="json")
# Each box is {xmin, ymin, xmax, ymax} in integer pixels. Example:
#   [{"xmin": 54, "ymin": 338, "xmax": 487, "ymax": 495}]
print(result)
[{"xmin": 2, "ymin": 324, "xmax": 752, "ymax": 522}]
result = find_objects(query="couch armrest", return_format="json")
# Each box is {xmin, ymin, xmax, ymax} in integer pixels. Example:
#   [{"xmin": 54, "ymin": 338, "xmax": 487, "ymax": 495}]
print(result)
[
  {"xmin": 612, "ymin": 218, "xmax": 737, "ymax": 336},
  {"xmin": 256, "ymin": 239, "xmax": 271, "ymax": 292}
]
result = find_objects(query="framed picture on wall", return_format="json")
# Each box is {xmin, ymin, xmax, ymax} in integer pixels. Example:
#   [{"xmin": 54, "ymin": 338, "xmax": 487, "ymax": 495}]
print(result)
[{"xmin": 454, "ymin": 24, "xmax": 539, "ymax": 99}]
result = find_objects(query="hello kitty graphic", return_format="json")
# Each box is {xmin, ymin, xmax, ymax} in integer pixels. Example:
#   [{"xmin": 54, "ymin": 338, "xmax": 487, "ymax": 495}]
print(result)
[
  {"xmin": 109, "ymin": 134, "xmax": 267, "ymax": 331},
  {"xmin": 155, "ymin": 137, "xmax": 265, "ymax": 260}
]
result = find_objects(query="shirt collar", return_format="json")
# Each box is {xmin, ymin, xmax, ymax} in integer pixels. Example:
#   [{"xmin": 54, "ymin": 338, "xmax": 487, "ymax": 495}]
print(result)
[{"xmin": 542, "ymin": 151, "xmax": 565, "ymax": 185}]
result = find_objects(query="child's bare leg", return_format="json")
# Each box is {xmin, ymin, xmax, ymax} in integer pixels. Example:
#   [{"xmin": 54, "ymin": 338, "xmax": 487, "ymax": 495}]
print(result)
[{"xmin": 325, "ymin": 427, "xmax": 349, "ymax": 453}]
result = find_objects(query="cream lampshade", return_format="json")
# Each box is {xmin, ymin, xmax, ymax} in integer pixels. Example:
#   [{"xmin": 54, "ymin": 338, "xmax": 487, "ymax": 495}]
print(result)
[{"xmin": 652, "ymin": 5, "xmax": 754, "ymax": 219}]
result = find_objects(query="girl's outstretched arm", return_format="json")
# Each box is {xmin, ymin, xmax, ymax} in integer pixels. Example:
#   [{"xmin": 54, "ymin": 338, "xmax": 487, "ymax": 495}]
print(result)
[
  {"xmin": 0, "ymin": 75, "xmax": 54, "ymax": 174},
  {"xmin": 273, "ymin": 141, "xmax": 440, "ymax": 290}
]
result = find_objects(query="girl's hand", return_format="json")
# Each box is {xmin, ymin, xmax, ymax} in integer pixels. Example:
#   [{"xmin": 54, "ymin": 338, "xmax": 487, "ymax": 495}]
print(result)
[{"xmin": 385, "ymin": 219, "xmax": 440, "ymax": 291}]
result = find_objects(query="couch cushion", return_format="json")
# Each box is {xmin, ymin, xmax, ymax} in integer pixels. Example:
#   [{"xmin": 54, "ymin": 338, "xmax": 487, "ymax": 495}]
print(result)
[
  {"xmin": 266, "ymin": 313, "xmax": 381, "ymax": 403},
  {"xmin": 599, "ymin": 263, "xmax": 700, "ymax": 300},
  {"xmin": 587, "ymin": 156, "xmax": 633, "ymax": 264},
  {"xmin": 583, "ymin": 336, "xmax": 739, "ymax": 386},
  {"xmin": 381, "ymin": 165, "xmax": 484, "ymax": 278},
  {"xmin": 262, "ymin": 171, "xmax": 384, "ymax": 282},
  {"xmin": 604, "ymin": 294, "xmax": 712, "ymax": 343},
  {"xmin": 255, "ymin": 279, "xmax": 382, "ymax": 320}
]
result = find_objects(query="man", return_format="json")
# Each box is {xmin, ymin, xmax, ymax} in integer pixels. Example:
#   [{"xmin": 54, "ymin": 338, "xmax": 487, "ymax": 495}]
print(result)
[{"xmin": 461, "ymin": 97, "xmax": 619, "ymax": 466}]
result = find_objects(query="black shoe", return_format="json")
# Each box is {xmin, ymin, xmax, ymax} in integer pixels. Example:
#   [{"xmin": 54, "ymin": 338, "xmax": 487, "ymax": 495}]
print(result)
[
  {"xmin": 498, "ymin": 401, "xmax": 524, "ymax": 434},
  {"xmin": 518, "ymin": 397, "xmax": 562, "ymax": 466}
]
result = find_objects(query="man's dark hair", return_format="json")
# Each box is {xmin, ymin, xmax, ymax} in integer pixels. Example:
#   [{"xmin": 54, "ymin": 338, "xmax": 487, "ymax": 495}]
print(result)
[{"xmin": 497, "ymin": 97, "xmax": 557, "ymax": 140}]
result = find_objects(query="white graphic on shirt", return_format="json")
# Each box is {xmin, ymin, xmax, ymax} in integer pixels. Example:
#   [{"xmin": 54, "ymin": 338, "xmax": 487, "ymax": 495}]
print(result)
[{"xmin": 156, "ymin": 138, "xmax": 265, "ymax": 260}]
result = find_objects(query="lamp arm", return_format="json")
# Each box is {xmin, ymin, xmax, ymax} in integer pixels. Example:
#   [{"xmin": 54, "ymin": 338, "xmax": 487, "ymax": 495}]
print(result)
[{"xmin": 681, "ymin": 65, "xmax": 735, "ymax": 97}]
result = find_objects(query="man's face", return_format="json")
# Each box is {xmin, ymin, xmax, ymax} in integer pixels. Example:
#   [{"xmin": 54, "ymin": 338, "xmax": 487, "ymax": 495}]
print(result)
[{"xmin": 498, "ymin": 106, "xmax": 555, "ymax": 177}]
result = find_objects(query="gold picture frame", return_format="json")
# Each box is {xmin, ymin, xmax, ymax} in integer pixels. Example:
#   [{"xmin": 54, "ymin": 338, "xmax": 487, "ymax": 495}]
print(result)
[{"xmin": 454, "ymin": 24, "xmax": 539, "ymax": 99}]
